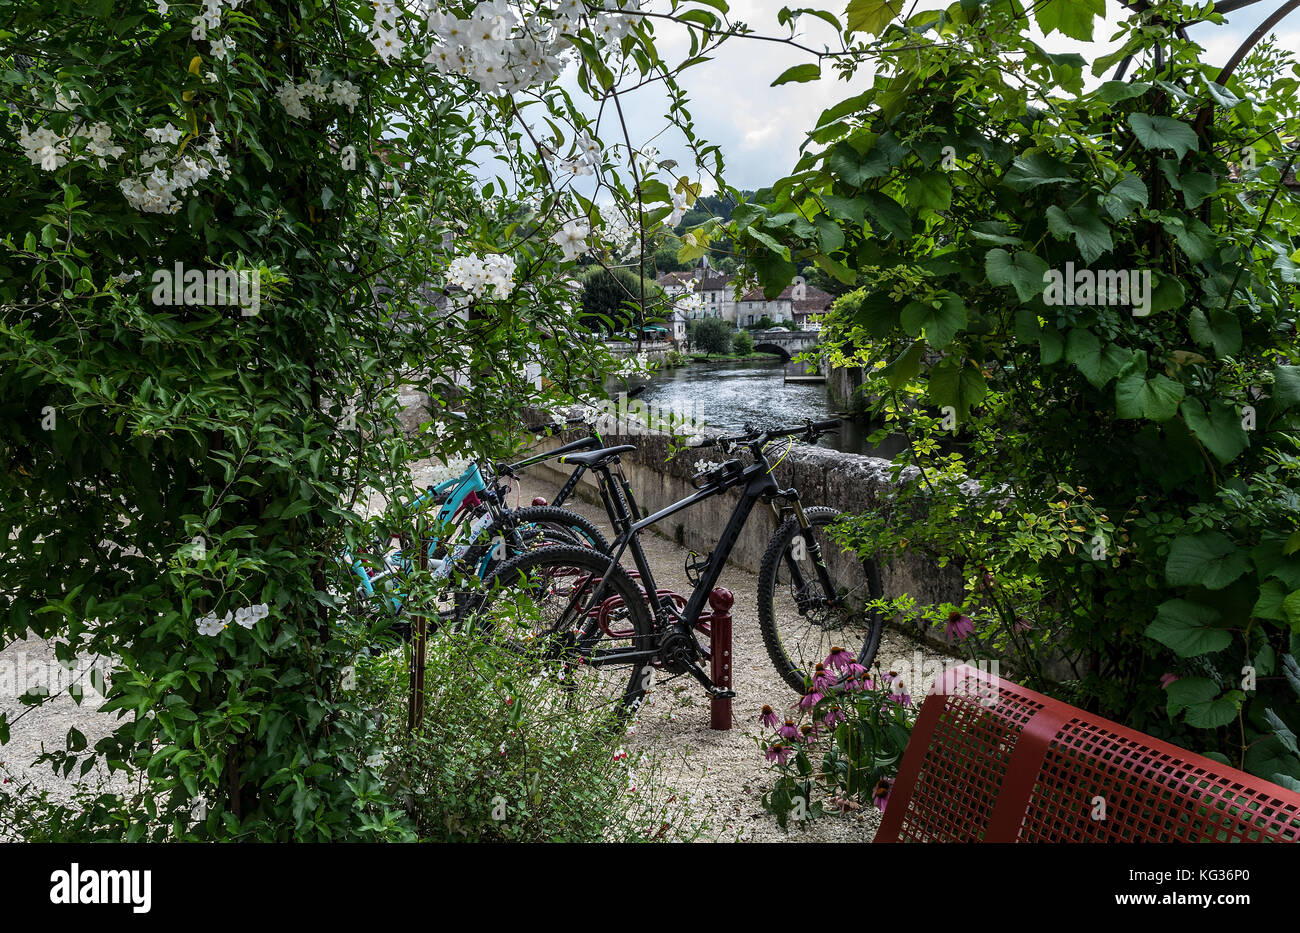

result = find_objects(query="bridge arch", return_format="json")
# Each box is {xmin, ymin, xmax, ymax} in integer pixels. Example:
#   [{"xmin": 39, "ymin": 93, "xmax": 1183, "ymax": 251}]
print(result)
[{"xmin": 752, "ymin": 342, "xmax": 792, "ymax": 361}]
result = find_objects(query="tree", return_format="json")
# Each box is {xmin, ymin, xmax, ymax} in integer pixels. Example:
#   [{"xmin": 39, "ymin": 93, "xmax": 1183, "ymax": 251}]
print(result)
[
  {"xmin": 690, "ymin": 317, "xmax": 733, "ymax": 355},
  {"xmin": 731, "ymin": 329, "xmax": 754, "ymax": 356}
]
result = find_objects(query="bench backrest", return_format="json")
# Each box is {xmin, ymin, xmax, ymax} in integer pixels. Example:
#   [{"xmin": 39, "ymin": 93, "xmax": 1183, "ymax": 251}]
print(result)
[{"xmin": 876, "ymin": 664, "xmax": 1300, "ymax": 842}]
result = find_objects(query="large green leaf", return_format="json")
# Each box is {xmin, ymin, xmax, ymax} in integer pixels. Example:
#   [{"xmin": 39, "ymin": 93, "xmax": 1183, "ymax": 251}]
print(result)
[
  {"xmin": 1183, "ymin": 399, "xmax": 1249, "ymax": 464},
  {"xmin": 845, "ymin": 0, "xmax": 903, "ymax": 36},
  {"xmin": 900, "ymin": 294, "xmax": 966, "ymax": 347},
  {"xmin": 904, "ymin": 171, "xmax": 952, "ymax": 211},
  {"xmin": 1065, "ymin": 330, "xmax": 1131, "ymax": 389},
  {"xmin": 928, "ymin": 357, "xmax": 987, "ymax": 419},
  {"xmin": 1165, "ymin": 532, "xmax": 1249, "ymax": 590},
  {"xmin": 1034, "ymin": 0, "xmax": 1105, "ymax": 41},
  {"xmin": 1004, "ymin": 151, "xmax": 1075, "ymax": 191},
  {"xmin": 1146, "ymin": 599, "xmax": 1231, "ymax": 657},
  {"xmin": 771, "ymin": 63, "xmax": 821, "ymax": 86},
  {"xmin": 1128, "ymin": 114, "xmax": 1199, "ymax": 160},
  {"xmin": 1045, "ymin": 204, "xmax": 1113, "ymax": 264},
  {"xmin": 1116, "ymin": 365, "xmax": 1184, "ymax": 421},
  {"xmin": 985, "ymin": 248, "xmax": 1049, "ymax": 303},
  {"xmin": 1274, "ymin": 365, "xmax": 1300, "ymax": 410},
  {"xmin": 861, "ymin": 191, "xmax": 912, "ymax": 239}
]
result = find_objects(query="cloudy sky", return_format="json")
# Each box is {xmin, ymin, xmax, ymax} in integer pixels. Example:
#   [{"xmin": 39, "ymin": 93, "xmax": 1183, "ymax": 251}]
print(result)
[{"xmin": 588, "ymin": 0, "xmax": 1300, "ymax": 191}]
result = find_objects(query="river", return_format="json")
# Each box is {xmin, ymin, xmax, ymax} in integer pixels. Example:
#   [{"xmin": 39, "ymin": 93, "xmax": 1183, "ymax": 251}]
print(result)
[{"xmin": 637, "ymin": 357, "xmax": 905, "ymax": 458}]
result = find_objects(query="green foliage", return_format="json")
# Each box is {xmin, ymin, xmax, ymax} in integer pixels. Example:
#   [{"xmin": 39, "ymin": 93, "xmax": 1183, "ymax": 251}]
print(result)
[
  {"xmin": 581, "ymin": 266, "xmax": 659, "ymax": 334},
  {"xmin": 0, "ymin": 0, "xmax": 630, "ymax": 839},
  {"xmin": 731, "ymin": 329, "xmax": 754, "ymax": 355},
  {"xmin": 354, "ymin": 636, "xmax": 701, "ymax": 842},
  {"xmin": 689, "ymin": 316, "xmax": 733, "ymax": 355},
  {"xmin": 736, "ymin": 1, "xmax": 1300, "ymax": 783}
]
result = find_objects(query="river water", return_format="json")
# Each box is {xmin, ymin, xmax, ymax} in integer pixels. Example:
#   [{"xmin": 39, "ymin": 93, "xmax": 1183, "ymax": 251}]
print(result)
[{"xmin": 638, "ymin": 358, "xmax": 905, "ymax": 458}]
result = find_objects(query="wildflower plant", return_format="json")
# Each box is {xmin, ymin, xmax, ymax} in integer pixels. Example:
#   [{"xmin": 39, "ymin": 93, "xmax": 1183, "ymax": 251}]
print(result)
[{"xmin": 756, "ymin": 647, "xmax": 917, "ymax": 831}]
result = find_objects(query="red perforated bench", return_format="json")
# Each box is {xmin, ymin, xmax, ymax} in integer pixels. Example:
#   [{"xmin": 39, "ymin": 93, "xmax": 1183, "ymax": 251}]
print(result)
[{"xmin": 876, "ymin": 664, "xmax": 1300, "ymax": 842}]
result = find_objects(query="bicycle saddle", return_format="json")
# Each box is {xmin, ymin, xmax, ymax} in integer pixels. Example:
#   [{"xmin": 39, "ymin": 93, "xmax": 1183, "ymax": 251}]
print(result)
[{"xmin": 558, "ymin": 444, "xmax": 636, "ymax": 467}]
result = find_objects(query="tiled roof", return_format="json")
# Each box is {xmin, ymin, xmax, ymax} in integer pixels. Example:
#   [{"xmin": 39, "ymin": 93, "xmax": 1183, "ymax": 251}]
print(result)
[
  {"xmin": 695, "ymin": 273, "xmax": 734, "ymax": 292},
  {"xmin": 656, "ymin": 271, "xmax": 694, "ymax": 287}
]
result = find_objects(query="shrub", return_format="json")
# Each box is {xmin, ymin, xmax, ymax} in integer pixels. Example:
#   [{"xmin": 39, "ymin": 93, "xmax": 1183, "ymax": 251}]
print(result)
[
  {"xmin": 690, "ymin": 316, "xmax": 733, "ymax": 355},
  {"xmin": 355, "ymin": 635, "xmax": 701, "ymax": 842},
  {"xmin": 731, "ymin": 329, "xmax": 754, "ymax": 355}
]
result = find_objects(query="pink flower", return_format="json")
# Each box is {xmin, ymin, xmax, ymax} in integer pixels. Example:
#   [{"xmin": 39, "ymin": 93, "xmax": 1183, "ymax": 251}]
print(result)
[
  {"xmin": 945, "ymin": 612, "xmax": 974, "ymax": 641},
  {"xmin": 846, "ymin": 670, "xmax": 874, "ymax": 692},
  {"xmin": 760, "ymin": 704, "xmax": 780, "ymax": 728},
  {"xmin": 823, "ymin": 707, "xmax": 847, "ymax": 728},
  {"xmin": 812, "ymin": 663, "xmax": 836, "ymax": 692},
  {"xmin": 824, "ymin": 646, "xmax": 853, "ymax": 671},
  {"xmin": 799, "ymin": 723, "xmax": 818, "ymax": 744},
  {"xmin": 873, "ymin": 778, "xmax": 892, "ymax": 813},
  {"xmin": 777, "ymin": 719, "xmax": 799, "ymax": 740},
  {"xmin": 1160, "ymin": 673, "xmax": 1180, "ymax": 689},
  {"xmin": 799, "ymin": 690, "xmax": 824, "ymax": 710},
  {"xmin": 765, "ymin": 743, "xmax": 791, "ymax": 766},
  {"xmin": 886, "ymin": 672, "xmax": 911, "ymax": 707}
]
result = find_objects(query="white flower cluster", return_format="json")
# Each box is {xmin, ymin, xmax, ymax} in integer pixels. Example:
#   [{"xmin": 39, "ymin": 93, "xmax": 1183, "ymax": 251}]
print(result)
[
  {"xmin": 274, "ymin": 69, "xmax": 361, "ymax": 119},
  {"xmin": 549, "ymin": 129, "xmax": 603, "ymax": 176},
  {"xmin": 180, "ymin": 0, "xmax": 248, "ymax": 61},
  {"xmin": 676, "ymin": 291, "xmax": 705, "ymax": 318},
  {"xmin": 551, "ymin": 218, "xmax": 589, "ymax": 262},
  {"xmin": 446, "ymin": 252, "xmax": 518, "ymax": 298},
  {"xmin": 118, "ymin": 124, "xmax": 230, "ymax": 215},
  {"xmin": 19, "ymin": 120, "xmax": 124, "ymax": 172},
  {"xmin": 424, "ymin": 1, "xmax": 566, "ymax": 94},
  {"xmin": 598, "ymin": 208, "xmax": 636, "ymax": 254},
  {"xmin": 196, "ymin": 602, "xmax": 269, "ymax": 637}
]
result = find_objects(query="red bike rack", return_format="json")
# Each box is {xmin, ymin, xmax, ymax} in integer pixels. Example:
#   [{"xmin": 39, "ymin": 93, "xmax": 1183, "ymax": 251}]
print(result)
[
  {"xmin": 708, "ymin": 588, "xmax": 734, "ymax": 730},
  {"xmin": 877, "ymin": 664, "xmax": 1300, "ymax": 843}
]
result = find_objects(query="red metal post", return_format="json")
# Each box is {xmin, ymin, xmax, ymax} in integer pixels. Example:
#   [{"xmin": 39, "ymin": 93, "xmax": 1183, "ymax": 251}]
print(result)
[{"xmin": 708, "ymin": 587, "xmax": 733, "ymax": 730}]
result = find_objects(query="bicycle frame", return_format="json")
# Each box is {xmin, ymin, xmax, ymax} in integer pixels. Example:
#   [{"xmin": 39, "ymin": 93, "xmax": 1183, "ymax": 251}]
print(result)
[{"xmin": 579, "ymin": 445, "xmax": 835, "ymax": 678}]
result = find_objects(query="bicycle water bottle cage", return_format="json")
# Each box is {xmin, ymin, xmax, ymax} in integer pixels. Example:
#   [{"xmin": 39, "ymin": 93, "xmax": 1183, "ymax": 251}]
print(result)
[
  {"xmin": 691, "ymin": 458, "xmax": 744, "ymax": 490},
  {"xmin": 684, "ymin": 549, "xmax": 711, "ymax": 585}
]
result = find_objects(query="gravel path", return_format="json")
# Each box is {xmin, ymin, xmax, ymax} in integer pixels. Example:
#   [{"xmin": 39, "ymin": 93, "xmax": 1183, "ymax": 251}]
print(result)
[{"xmin": 508, "ymin": 475, "xmax": 957, "ymax": 843}]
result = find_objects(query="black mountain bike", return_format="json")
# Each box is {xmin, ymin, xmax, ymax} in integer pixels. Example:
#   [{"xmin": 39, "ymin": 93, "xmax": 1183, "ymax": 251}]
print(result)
[{"xmin": 467, "ymin": 418, "xmax": 883, "ymax": 718}]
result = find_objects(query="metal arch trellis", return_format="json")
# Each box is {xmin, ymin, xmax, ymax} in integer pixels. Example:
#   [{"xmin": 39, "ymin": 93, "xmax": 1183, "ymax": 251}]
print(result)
[{"xmin": 1112, "ymin": 0, "xmax": 1300, "ymax": 88}]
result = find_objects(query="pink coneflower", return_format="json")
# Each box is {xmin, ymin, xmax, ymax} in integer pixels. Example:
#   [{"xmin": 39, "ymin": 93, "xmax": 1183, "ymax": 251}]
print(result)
[
  {"xmin": 886, "ymin": 672, "xmax": 911, "ymax": 707},
  {"xmin": 823, "ymin": 707, "xmax": 847, "ymax": 728},
  {"xmin": 846, "ymin": 669, "xmax": 874, "ymax": 692},
  {"xmin": 799, "ymin": 690, "xmax": 824, "ymax": 710},
  {"xmin": 799, "ymin": 723, "xmax": 818, "ymax": 744},
  {"xmin": 777, "ymin": 719, "xmax": 799, "ymax": 740},
  {"xmin": 825, "ymin": 646, "xmax": 853, "ymax": 671},
  {"xmin": 760, "ymin": 704, "xmax": 780, "ymax": 728},
  {"xmin": 765, "ymin": 743, "xmax": 791, "ymax": 765},
  {"xmin": 1160, "ymin": 673, "xmax": 1180, "ymax": 689},
  {"xmin": 873, "ymin": 778, "xmax": 892, "ymax": 813},
  {"xmin": 945, "ymin": 611, "xmax": 974, "ymax": 641},
  {"xmin": 812, "ymin": 663, "xmax": 836, "ymax": 692}
]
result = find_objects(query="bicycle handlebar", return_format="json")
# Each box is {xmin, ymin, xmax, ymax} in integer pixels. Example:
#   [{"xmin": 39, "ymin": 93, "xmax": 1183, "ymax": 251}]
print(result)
[
  {"xmin": 700, "ymin": 417, "xmax": 841, "ymax": 450},
  {"xmin": 525, "ymin": 416, "xmax": 589, "ymax": 435}
]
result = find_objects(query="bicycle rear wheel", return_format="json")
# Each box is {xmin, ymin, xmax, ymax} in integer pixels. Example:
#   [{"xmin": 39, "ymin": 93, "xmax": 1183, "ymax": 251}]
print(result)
[
  {"xmin": 757, "ymin": 506, "xmax": 883, "ymax": 694},
  {"xmin": 465, "ymin": 544, "xmax": 654, "ymax": 722}
]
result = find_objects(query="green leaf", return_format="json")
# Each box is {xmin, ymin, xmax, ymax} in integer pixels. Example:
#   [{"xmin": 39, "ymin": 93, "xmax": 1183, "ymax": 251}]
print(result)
[
  {"xmin": 900, "ymin": 294, "xmax": 967, "ymax": 347},
  {"xmin": 845, "ymin": 0, "xmax": 903, "ymax": 35},
  {"xmin": 772, "ymin": 63, "xmax": 821, "ymax": 86},
  {"xmin": 985, "ymin": 248, "xmax": 1050, "ymax": 303},
  {"xmin": 828, "ymin": 142, "xmax": 890, "ymax": 187},
  {"xmin": 1004, "ymin": 151, "xmax": 1075, "ymax": 191},
  {"xmin": 1146, "ymin": 599, "xmax": 1231, "ymax": 657},
  {"xmin": 1273, "ymin": 365, "xmax": 1300, "ymax": 410},
  {"xmin": 1166, "ymin": 533, "xmax": 1249, "ymax": 590},
  {"xmin": 928, "ymin": 357, "xmax": 987, "ymax": 419},
  {"xmin": 1147, "ymin": 275, "xmax": 1186, "ymax": 316},
  {"xmin": 1065, "ymin": 329, "xmax": 1130, "ymax": 388},
  {"xmin": 882, "ymin": 340, "xmax": 924, "ymax": 389},
  {"xmin": 1034, "ymin": 0, "xmax": 1105, "ymax": 41},
  {"xmin": 1183, "ymin": 398, "xmax": 1249, "ymax": 464},
  {"xmin": 1166, "ymin": 677, "xmax": 1219, "ymax": 717},
  {"xmin": 904, "ymin": 171, "xmax": 952, "ymax": 212},
  {"xmin": 860, "ymin": 191, "xmax": 911, "ymax": 239},
  {"xmin": 1128, "ymin": 114, "xmax": 1199, "ymax": 161},
  {"xmin": 1116, "ymin": 367, "xmax": 1184, "ymax": 421},
  {"xmin": 1095, "ymin": 80, "xmax": 1151, "ymax": 103},
  {"xmin": 1045, "ymin": 204, "xmax": 1113, "ymax": 264},
  {"xmin": 1102, "ymin": 173, "xmax": 1149, "ymax": 221},
  {"xmin": 1185, "ymin": 694, "xmax": 1240, "ymax": 728},
  {"xmin": 1264, "ymin": 709, "xmax": 1298, "ymax": 756}
]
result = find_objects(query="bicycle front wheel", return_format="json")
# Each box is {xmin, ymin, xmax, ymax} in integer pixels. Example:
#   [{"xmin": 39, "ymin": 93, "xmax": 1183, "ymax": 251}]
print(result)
[{"xmin": 757, "ymin": 506, "xmax": 884, "ymax": 694}]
